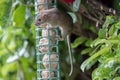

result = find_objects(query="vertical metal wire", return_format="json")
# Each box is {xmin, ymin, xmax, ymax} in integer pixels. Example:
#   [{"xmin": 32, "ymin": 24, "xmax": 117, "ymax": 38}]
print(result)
[
  {"xmin": 35, "ymin": 0, "xmax": 60, "ymax": 80},
  {"xmin": 35, "ymin": 1, "xmax": 40, "ymax": 79}
]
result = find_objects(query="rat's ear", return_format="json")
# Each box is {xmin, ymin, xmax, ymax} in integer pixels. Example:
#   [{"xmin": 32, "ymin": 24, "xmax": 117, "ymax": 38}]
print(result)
[{"xmin": 43, "ymin": 13, "xmax": 48, "ymax": 18}]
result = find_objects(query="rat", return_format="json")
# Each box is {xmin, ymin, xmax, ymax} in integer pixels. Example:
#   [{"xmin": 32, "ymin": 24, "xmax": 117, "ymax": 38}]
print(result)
[
  {"xmin": 35, "ymin": 8, "xmax": 74, "ymax": 39},
  {"xmin": 35, "ymin": 8, "xmax": 75, "ymax": 76}
]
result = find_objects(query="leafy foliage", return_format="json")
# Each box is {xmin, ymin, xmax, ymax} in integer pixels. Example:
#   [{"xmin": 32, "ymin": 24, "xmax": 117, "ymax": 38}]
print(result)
[
  {"xmin": 79, "ymin": 16, "xmax": 120, "ymax": 80},
  {"xmin": 0, "ymin": 0, "xmax": 36, "ymax": 80}
]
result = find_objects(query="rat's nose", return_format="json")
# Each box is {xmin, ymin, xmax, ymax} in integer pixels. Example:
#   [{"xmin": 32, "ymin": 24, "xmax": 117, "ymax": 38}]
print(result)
[{"xmin": 35, "ymin": 22, "xmax": 40, "ymax": 26}]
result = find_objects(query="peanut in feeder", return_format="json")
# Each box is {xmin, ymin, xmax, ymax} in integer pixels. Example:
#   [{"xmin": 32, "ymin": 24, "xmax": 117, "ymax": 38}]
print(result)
[
  {"xmin": 42, "ymin": 54, "xmax": 58, "ymax": 69},
  {"xmin": 39, "ymin": 38, "xmax": 53, "ymax": 52},
  {"xmin": 41, "ymin": 28, "xmax": 57, "ymax": 42},
  {"xmin": 41, "ymin": 70, "xmax": 55, "ymax": 80}
]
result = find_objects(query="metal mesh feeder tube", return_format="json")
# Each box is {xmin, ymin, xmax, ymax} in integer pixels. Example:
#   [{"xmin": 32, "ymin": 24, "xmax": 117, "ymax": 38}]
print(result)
[{"xmin": 35, "ymin": 0, "xmax": 60, "ymax": 80}]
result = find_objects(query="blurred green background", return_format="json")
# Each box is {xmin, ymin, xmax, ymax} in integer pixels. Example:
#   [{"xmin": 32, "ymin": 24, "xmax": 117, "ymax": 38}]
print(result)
[{"xmin": 0, "ymin": 0, "xmax": 36, "ymax": 80}]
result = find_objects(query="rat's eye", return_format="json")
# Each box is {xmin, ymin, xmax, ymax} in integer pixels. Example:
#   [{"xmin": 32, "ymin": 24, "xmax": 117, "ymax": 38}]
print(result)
[{"xmin": 38, "ymin": 18, "xmax": 41, "ymax": 21}]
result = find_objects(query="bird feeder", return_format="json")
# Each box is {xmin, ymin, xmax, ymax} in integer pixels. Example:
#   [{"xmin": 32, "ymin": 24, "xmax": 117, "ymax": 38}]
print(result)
[{"xmin": 35, "ymin": 0, "xmax": 60, "ymax": 80}]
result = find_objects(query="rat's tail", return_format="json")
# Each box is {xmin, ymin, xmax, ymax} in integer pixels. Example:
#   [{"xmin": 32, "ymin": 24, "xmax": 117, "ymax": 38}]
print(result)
[{"xmin": 67, "ymin": 34, "xmax": 73, "ymax": 76}]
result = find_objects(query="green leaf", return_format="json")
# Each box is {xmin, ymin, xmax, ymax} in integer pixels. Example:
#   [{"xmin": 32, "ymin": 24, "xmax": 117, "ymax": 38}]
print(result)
[
  {"xmin": 2, "ymin": 32, "xmax": 13, "ymax": 43},
  {"xmin": 109, "ymin": 25, "xmax": 117, "ymax": 36},
  {"xmin": 115, "ymin": 21, "xmax": 120, "ymax": 29},
  {"xmin": 108, "ymin": 40, "xmax": 119, "ymax": 44},
  {"xmin": 105, "ymin": 16, "xmax": 116, "ymax": 25},
  {"xmin": 92, "ymin": 58, "xmax": 120, "ymax": 80},
  {"xmin": 98, "ymin": 51, "xmax": 113, "ymax": 63},
  {"xmin": 0, "ymin": 48, "xmax": 8, "ymax": 55},
  {"xmin": 98, "ymin": 27, "xmax": 107, "ymax": 38},
  {"xmin": 113, "ymin": 77, "xmax": 120, "ymax": 80},
  {"xmin": 71, "ymin": 36, "xmax": 87, "ymax": 48},
  {"xmin": 91, "ymin": 38, "xmax": 107, "ymax": 47},
  {"xmin": 31, "ymin": 22, "xmax": 36, "ymax": 39},
  {"xmin": 81, "ymin": 48, "xmax": 93, "ymax": 55},
  {"xmin": 1, "ymin": 62, "xmax": 17, "ymax": 77},
  {"xmin": 68, "ymin": 12, "xmax": 77, "ymax": 23},
  {"xmin": 0, "ymin": 26, "xmax": 4, "ymax": 34},
  {"xmin": 13, "ymin": 5, "xmax": 26, "ymax": 26},
  {"xmin": 85, "ymin": 39, "xmax": 93, "ymax": 47},
  {"xmin": 115, "ymin": 43, "xmax": 120, "ymax": 57},
  {"xmin": 89, "ymin": 26, "xmax": 97, "ymax": 34},
  {"xmin": 92, "ymin": 66, "xmax": 113, "ymax": 80},
  {"xmin": 80, "ymin": 46, "xmax": 111, "ymax": 72}
]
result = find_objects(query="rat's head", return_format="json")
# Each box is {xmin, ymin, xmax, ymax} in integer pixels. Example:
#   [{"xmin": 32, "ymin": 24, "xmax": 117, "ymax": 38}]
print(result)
[{"xmin": 35, "ymin": 12, "xmax": 49, "ymax": 26}]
